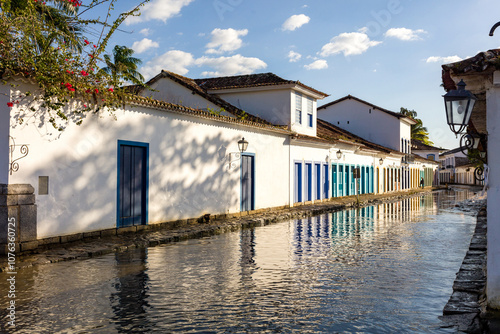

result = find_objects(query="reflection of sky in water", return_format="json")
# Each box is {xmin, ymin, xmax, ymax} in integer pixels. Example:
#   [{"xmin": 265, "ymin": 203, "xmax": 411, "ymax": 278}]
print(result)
[{"xmin": 0, "ymin": 190, "xmax": 479, "ymax": 333}]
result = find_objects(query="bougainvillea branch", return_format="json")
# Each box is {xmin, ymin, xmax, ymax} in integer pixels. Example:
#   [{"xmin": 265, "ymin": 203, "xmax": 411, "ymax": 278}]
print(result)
[{"xmin": 0, "ymin": 0, "xmax": 149, "ymax": 131}]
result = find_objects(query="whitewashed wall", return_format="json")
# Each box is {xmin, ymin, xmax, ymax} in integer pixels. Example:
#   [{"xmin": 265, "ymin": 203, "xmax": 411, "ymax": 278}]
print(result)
[
  {"xmin": 318, "ymin": 99, "xmax": 403, "ymax": 151},
  {"xmin": 487, "ymin": 80, "xmax": 500, "ymax": 308},
  {"xmin": 141, "ymin": 77, "xmax": 232, "ymax": 117},
  {"xmin": 0, "ymin": 86, "xmax": 11, "ymax": 184},
  {"xmin": 7, "ymin": 82, "xmax": 290, "ymax": 238},
  {"xmin": 215, "ymin": 89, "xmax": 292, "ymax": 126}
]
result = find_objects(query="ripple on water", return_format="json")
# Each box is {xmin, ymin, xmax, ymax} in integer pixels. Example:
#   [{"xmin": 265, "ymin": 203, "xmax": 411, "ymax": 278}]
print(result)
[{"xmin": 0, "ymin": 190, "xmax": 478, "ymax": 333}]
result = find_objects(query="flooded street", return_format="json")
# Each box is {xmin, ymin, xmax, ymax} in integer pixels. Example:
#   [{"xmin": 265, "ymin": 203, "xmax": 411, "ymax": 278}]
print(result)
[{"xmin": 0, "ymin": 190, "xmax": 482, "ymax": 333}]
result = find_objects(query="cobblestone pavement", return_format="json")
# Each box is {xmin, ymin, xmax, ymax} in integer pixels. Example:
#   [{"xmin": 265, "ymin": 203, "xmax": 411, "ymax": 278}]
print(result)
[{"xmin": 0, "ymin": 188, "xmax": 443, "ymax": 272}]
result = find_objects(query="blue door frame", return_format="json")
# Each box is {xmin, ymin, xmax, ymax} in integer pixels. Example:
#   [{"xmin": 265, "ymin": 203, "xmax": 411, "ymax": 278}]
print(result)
[
  {"xmin": 305, "ymin": 162, "xmax": 312, "ymax": 201},
  {"xmin": 240, "ymin": 153, "xmax": 255, "ymax": 211},
  {"xmin": 294, "ymin": 161, "xmax": 303, "ymax": 203},
  {"xmin": 315, "ymin": 163, "xmax": 321, "ymax": 200},
  {"xmin": 117, "ymin": 140, "xmax": 149, "ymax": 228},
  {"xmin": 323, "ymin": 164, "xmax": 329, "ymax": 199}
]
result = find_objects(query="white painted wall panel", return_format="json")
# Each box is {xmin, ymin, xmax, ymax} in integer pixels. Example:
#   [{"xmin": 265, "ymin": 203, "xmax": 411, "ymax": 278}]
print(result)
[
  {"xmin": 318, "ymin": 99, "xmax": 402, "ymax": 151},
  {"xmin": 7, "ymin": 82, "xmax": 290, "ymax": 238}
]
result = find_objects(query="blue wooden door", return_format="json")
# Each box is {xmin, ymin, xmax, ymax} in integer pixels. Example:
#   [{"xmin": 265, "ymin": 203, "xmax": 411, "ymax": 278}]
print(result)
[
  {"xmin": 315, "ymin": 163, "xmax": 321, "ymax": 200},
  {"xmin": 323, "ymin": 164, "xmax": 329, "ymax": 199},
  {"xmin": 241, "ymin": 155, "xmax": 255, "ymax": 211},
  {"xmin": 118, "ymin": 143, "xmax": 147, "ymax": 227},
  {"xmin": 305, "ymin": 163, "xmax": 312, "ymax": 201},
  {"xmin": 294, "ymin": 162, "xmax": 302, "ymax": 203},
  {"xmin": 338, "ymin": 165, "xmax": 344, "ymax": 196}
]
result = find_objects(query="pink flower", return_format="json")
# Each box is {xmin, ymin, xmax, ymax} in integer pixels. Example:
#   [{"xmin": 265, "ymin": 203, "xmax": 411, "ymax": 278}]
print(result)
[
  {"xmin": 94, "ymin": 89, "xmax": 99, "ymax": 94},
  {"xmin": 7, "ymin": 102, "xmax": 13, "ymax": 107},
  {"xmin": 84, "ymin": 39, "xmax": 90, "ymax": 45},
  {"xmin": 80, "ymin": 70, "xmax": 88, "ymax": 76},
  {"xmin": 108, "ymin": 88, "xmax": 114, "ymax": 92}
]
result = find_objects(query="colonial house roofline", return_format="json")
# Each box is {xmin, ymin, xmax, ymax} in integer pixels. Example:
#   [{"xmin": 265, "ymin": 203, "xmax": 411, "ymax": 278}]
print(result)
[
  {"xmin": 194, "ymin": 72, "xmax": 329, "ymax": 99},
  {"xmin": 317, "ymin": 94, "xmax": 417, "ymax": 125},
  {"xmin": 439, "ymin": 147, "xmax": 464, "ymax": 157},
  {"xmin": 411, "ymin": 139, "xmax": 446, "ymax": 152},
  {"xmin": 317, "ymin": 118, "xmax": 399, "ymax": 155},
  {"xmin": 125, "ymin": 94, "xmax": 292, "ymax": 136}
]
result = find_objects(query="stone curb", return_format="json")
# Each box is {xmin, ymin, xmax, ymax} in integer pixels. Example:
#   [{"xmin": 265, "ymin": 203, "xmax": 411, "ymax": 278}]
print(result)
[
  {"xmin": 0, "ymin": 188, "xmax": 439, "ymax": 272},
  {"xmin": 440, "ymin": 207, "xmax": 487, "ymax": 333}
]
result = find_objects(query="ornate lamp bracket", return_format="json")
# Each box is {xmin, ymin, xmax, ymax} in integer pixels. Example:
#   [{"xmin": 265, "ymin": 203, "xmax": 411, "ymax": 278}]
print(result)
[{"xmin": 9, "ymin": 136, "xmax": 29, "ymax": 175}]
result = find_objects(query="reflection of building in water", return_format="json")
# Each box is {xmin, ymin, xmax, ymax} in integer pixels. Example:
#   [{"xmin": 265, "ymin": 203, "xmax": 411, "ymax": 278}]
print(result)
[
  {"xmin": 110, "ymin": 249, "xmax": 153, "ymax": 333},
  {"xmin": 292, "ymin": 193, "xmax": 443, "ymax": 252}
]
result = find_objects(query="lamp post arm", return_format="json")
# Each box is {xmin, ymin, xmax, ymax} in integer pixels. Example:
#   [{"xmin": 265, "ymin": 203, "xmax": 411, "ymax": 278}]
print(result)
[{"xmin": 490, "ymin": 21, "xmax": 500, "ymax": 36}]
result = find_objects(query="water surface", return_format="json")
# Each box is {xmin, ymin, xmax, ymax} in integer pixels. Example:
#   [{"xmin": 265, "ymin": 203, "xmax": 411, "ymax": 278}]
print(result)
[{"xmin": 0, "ymin": 190, "xmax": 479, "ymax": 333}]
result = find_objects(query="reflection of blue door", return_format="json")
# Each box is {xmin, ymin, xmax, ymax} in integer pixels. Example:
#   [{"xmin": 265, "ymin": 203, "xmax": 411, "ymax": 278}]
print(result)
[
  {"xmin": 241, "ymin": 154, "xmax": 255, "ymax": 211},
  {"xmin": 118, "ymin": 141, "xmax": 148, "ymax": 228},
  {"xmin": 294, "ymin": 162, "xmax": 302, "ymax": 203}
]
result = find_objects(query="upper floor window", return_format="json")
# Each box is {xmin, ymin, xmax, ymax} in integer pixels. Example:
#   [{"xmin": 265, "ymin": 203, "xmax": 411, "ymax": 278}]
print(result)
[
  {"xmin": 307, "ymin": 97, "xmax": 313, "ymax": 127},
  {"xmin": 427, "ymin": 154, "xmax": 435, "ymax": 160},
  {"xmin": 295, "ymin": 92, "xmax": 302, "ymax": 125}
]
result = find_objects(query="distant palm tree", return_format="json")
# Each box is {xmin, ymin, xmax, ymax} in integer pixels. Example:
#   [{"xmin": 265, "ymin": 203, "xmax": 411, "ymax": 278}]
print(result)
[
  {"xmin": 100, "ymin": 45, "xmax": 144, "ymax": 86},
  {"xmin": 400, "ymin": 107, "xmax": 434, "ymax": 146}
]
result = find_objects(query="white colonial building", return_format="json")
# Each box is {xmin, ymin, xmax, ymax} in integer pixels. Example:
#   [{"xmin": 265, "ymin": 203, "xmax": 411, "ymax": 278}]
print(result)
[{"xmin": 1, "ymin": 71, "xmax": 437, "ymax": 253}]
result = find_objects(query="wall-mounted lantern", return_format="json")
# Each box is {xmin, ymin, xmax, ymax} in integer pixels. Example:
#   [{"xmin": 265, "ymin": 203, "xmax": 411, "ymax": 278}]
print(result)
[
  {"xmin": 443, "ymin": 79, "xmax": 477, "ymax": 135},
  {"xmin": 238, "ymin": 137, "xmax": 248, "ymax": 153},
  {"xmin": 336, "ymin": 150, "xmax": 342, "ymax": 160},
  {"xmin": 379, "ymin": 158, "xmax": 384, "ymax": 165}
]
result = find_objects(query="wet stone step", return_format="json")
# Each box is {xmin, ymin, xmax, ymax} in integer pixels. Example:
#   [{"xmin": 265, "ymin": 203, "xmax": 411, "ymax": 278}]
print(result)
[
  {"xmin": 453, "ymin": 280, "xmax": 486, "ymax": 293},
  {"xmin": 456, "ymin": 269, "xmax": 485, "ymax": 281},
  {"xmin": 462, "ymin": 257, "xmax": 485, "ymax": 265},
  {"xmin": 443, "ymin": 302, "xmax": 481, "ymax": 315}
]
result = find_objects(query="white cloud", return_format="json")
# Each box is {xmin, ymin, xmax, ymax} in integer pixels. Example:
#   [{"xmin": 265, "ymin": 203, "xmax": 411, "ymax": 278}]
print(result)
[
  {"xmin": 426, "ymin": 55, "xmax": 463, "ymax": 64},
  {"xmin": 288, "ymin": 51, "xmax": 302, "ymax": 62},
  {"xmin": 205, "ymin": 28, "xmax": 248, "ymax": 54},
  {"xmin": 141, "ymin": 50, "xmax": 194, "ymax": 79},
  {"xmin": 125, "ymin": 0, "xmax": 194, "ymax": 25},
  {"xmin": 132, "ymin": 38, "xmax": 159, "ymax": 54},
  {"xmin": 195, "ymin": 54, "xmax": 267, "ymax": 76},
  {"xmin": 385, "ymin": 28, "xmax": 427, "ymax": 41},
  {"xmin": 319, "ymin": 28, "xmax": 382, "ymax": 57},
  {"xmin": 304, "ymin": 59, "xmax": 328, "ymax": 70},
  {"xmin": 139, "ymin": 28, "xmax": 150, "ymax": 36},
  {"xmin": 282, "ymin": 14, "xmax": 310, "ymax": 31}
]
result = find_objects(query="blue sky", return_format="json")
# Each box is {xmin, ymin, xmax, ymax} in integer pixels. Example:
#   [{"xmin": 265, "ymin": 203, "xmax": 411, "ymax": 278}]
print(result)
[{"xmin": 92, "ymin": 0, "xmax": 500, "ymax": 149}]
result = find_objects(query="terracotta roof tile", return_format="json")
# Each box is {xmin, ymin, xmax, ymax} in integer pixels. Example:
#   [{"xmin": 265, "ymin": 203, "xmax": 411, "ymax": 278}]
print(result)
[
  {"xmin": 411, "ymin": 139, "xmax": 445, "ymax": 151},
  {"xmin": 194, "ymin": 72, "xmax": 328, "ymax": 97},
  {"xmin": 124, "ymin": 94, "xmax": 291, "ymax": 135},
  {"xmin": 127, "ymin": 71, "xmax": 273, "ymax": 125}
]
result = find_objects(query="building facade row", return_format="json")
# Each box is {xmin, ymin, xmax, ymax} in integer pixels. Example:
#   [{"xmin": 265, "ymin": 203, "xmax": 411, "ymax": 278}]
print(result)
[{"xmin": 1, "ymin": 71, "xmax": 438, "ymax": 248}]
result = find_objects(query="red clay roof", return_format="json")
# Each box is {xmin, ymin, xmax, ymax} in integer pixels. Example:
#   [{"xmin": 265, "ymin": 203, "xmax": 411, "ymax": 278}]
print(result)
[
  {"xmin": 194, "ymin": 72, "xmax": 328, "ymax": 97},
  {"xmin": 130, "ymin": 70, "xmax": 273, "ymax": 125},
  {"xmin": 411, "ymin": 139, "xmax": 445, "ymax": 151},
  {"xmin": 441, "ymin": 49, "xmax": 500, "ymax": 90}
]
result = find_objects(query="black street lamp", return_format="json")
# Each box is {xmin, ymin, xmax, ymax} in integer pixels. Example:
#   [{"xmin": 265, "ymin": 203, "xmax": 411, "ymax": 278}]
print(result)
[
  {"xmin": 238, "ymin": 137, "xmax": 248, "ymax": 153},
  {"xmin": 379, "ymin": 158, "xmax": 384, "ymax": 165},
  {"xmin": 336, "ymin": 150, "xmax": 342, "ymax": 159},
  {"xmin": 443, "ymin": 79, "xmax": 477, "ymax": 135}
]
